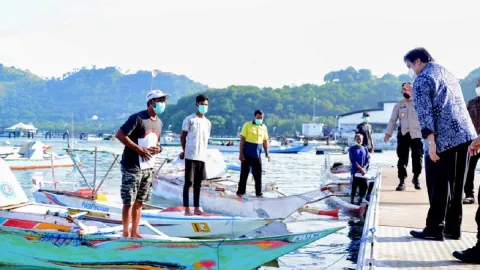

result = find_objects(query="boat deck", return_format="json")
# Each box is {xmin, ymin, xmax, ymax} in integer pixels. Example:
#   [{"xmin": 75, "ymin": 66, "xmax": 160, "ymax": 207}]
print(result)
[{"xmin": 358, "ymin": 167, "xmax": 480, "ymax": 269}]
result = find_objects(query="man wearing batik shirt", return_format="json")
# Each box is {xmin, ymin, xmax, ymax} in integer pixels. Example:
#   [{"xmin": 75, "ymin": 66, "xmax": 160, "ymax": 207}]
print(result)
[
  {"xmin": 404, "ymin": 48, "xmax": 476, "ymax": 242},
  {"xmin": 464, "ymin": 78, "xmax": 480, "ymax": 204}
]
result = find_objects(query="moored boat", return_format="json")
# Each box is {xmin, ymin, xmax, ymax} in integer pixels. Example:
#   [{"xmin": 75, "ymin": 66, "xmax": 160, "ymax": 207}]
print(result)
[
  {"xmin": 0, "ymin": 158, "xmax": 344, "ymax": 270},
  {"xmin": 32, "ymin": 147, "xmax": 273, "ymax": 239},
  {"xmin": 1, "ymin": 141, "xmax": 75, "ymax": 170}
]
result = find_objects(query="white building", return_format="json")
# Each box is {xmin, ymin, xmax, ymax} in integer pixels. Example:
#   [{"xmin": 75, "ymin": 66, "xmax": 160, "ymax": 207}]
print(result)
[
  {"xmin": 337, "ymin": 101, "xmax": 398, "ymax": 138},
  {"xmin": 302, "ymin": 123, "xmax": 324, "ymax": 137}
]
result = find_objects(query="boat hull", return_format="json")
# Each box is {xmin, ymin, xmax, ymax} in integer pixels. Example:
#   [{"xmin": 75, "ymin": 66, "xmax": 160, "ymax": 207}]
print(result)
[
  {"xmin": 33, "ymin": 190, "xmax": 270, "ymax": 239},
  {"xmin": 4, "ymin": 156, "xmax": 74, "ymax": 170},
  {"xmin": 152, "ymin": 179, "xmax": 320, "ymax": 219},
  {"xmin": 0, "ymin": 219, "xmax": 342, "ymax": 270},
  {"xmin": 208, "ymin": 144, "xmax": 311, "ymax": 153},
  {"xmin": 321, "ymin": 190, "xmax": 366, "ymax": 218}
]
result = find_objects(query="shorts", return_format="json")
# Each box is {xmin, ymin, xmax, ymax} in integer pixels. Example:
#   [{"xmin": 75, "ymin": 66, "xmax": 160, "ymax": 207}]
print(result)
[{"xmin": 120, "ymin": 166, "xmax": 154, "ymax": 205}]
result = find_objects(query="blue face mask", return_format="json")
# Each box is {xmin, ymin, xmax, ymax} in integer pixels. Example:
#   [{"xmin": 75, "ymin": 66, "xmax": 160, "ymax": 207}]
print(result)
[
  {"xmin": 198, "ymin": 104, "xmax": 208, "ymax": 115},
  {"xmin": 255, "ymin": 119, "xmax": 263, "ymax": 125},
  {"xmin": 153, "ymin": 102, "xmax": 165, "ymax": 115},
  {"xmin": 363, "ymin": 117, "xmax": 369, "ymax": 123}
]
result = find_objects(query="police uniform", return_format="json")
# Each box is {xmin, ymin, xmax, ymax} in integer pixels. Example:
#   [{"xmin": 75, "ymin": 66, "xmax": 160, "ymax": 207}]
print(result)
[{"xmin": 385, "ymin": 99, "xmax": 424, "ymax": 188}]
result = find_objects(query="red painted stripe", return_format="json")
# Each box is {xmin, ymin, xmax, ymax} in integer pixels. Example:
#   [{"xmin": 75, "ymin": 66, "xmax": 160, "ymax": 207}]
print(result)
[{"xmin": 3, "ymin": 219, "xmax": 38, "ymax": 229}]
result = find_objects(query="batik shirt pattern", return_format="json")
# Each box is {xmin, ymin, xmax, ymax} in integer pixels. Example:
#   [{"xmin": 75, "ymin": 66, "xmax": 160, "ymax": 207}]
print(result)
[{"xmin": 413, "ymin": 62, "xmax": 476, "ymax": 153}]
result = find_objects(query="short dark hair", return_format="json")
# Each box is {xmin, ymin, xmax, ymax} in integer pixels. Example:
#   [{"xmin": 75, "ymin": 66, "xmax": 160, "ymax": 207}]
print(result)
[
  {"xmin": 254, "ymin": 109, "xmax": 263, "ymax": 116},
  {"xmin": 401, "ymin": 82, "xmax": 412, "ymax": 87},
  {"xmin": 404, "ymin": 47, "xmax": 434, "ymax": 64},
  {"xmin": 196, "ymin": 94, "xmax": 209, "ymax": 104}
]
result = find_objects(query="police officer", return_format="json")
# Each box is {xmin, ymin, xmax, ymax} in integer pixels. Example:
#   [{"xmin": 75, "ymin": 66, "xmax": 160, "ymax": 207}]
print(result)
[{"xmin": 385, "ymin": 82, "xmax": 423, "ymax": 191}]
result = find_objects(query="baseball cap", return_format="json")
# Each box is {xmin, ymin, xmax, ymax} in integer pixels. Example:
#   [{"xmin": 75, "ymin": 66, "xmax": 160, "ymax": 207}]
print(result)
[
  {"xmin": 146, "ymin": 89, "xmax": 171, "ymax": 102},
  {"xmin": 362, "ymin": 111, "xmax": 370, "ymax": 117}
]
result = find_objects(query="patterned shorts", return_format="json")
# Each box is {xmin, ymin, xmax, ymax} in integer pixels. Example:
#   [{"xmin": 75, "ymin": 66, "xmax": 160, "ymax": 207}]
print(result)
[{"xmin": 120, "ymin": 166, "xmax": 154, "ymax": 205}]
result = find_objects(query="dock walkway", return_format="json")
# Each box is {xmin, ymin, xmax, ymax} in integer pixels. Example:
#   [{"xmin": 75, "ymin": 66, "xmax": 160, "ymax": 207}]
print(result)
[{"xmin": 358, "ymin": 167, "xmax": 479, "ymax": 269}]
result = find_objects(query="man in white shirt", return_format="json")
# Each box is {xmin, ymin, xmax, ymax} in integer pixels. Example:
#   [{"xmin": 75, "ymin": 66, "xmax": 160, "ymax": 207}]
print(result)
[{"xmin": 179, "ymin": 94, "xmax": 211, "ymax": 215}]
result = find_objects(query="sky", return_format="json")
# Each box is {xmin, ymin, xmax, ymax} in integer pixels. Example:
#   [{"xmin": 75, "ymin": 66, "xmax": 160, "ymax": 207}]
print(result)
[{"xmin": 0, "ymin": 0, "xmax": 479, "ymax": 88}]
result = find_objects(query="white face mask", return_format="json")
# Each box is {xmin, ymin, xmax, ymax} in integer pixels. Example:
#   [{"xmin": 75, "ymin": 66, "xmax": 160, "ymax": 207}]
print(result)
[
  {"xmin": 476, "ymin": 87, "xmax": 480, "ymax": 97},
  {"xmin": 408, "ymin": 68, "xmax": 417, "ymax": 80}
]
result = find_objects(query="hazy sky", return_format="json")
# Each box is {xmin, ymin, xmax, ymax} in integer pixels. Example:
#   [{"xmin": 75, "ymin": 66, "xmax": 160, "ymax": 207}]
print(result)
[{"xmin": 0, "ymin": 0, "xmax": 478, "ymax": 88}]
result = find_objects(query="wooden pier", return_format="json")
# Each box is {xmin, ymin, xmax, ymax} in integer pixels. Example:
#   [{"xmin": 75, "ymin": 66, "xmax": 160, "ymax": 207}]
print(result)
[{"xmin": 358, "ymin": 167, "xmax": 479, "ymax": 269}]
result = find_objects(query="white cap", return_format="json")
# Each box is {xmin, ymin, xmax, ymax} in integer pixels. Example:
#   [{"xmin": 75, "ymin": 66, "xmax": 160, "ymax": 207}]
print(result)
[{"xmin": 146, "ymin": 89, "xmax": 171, "ymax": 102}]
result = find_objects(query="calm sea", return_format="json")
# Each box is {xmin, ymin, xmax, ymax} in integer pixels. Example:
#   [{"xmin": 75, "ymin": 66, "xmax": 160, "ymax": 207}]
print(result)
[{"xmin": 0, "ymin": 138, "xmax": 399, "ymax": 269}]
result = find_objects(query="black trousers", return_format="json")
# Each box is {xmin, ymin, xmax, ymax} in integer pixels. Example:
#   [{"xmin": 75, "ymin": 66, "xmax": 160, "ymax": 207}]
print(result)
[
  {"xmin": 476, "ymin": 186, "xmax": 480, "ymax": 244},
  {"xmin": 424, "ymin": 154, "xmax": 436, "ymax": 204},
  {"xmin": 426, "ymin": 142, "xmax": 470, "ymax": 235},
  {"xmin": 464, "ymin": 153, "xmax": 480, "ymax": 198},
  {"xmin": 351, "ymin": 176, "xmax": 368, "ymax": 201},
  {"xmin": 237, "ymin": 155, "xmax": 262, "ymax": 196},
  {"xmin": 397, "ymin": 132, "xmax": 424, "ymax": 180},
  {"xmin": 183, "ymin": 159, "xmax": 206, "ymax": 207}
]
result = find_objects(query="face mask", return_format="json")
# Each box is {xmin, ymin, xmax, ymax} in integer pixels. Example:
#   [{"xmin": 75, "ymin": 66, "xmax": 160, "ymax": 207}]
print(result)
[
  {"xmin": 153, "ymin": 102, "xmax": 165, "ymax": 115},
  {"xmin": 198, "ymin": 104, "xmax": 208, "ymax": 115},
  {"xmin": 408, "ymin": 68, "xmax": 416, "ymax": 79},
  {"xmin": 255, "ymin": 119, "xmax": 263, "ymax": 125},
  {"xmin": 363, "ymin": 117, "xmax": 369, "ymax": 123},
  {"xmin": 476, "ymin": 87, "xmax": 480, "ymax": 97},
  {"xmin": 403, "ymin": 93, "xmax": 411, "ymax": 99},
  {"xmin": 356, "ymin": 142, "xmax": 362, "ymax": 146}
]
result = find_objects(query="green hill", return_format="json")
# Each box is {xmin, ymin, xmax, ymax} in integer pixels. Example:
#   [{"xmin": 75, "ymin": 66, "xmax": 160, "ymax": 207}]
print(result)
[{"xmin": 0, "ymin": 64, "xmax": 479, "ymax": 135}]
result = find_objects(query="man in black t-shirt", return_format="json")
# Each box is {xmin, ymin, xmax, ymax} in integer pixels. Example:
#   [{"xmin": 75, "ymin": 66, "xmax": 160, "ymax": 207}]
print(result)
[
  {"xmin": 356, "ymin": 112, "xmax": 374, "ymax": 153},
  {"xmin": 115, "ymin": 89, "xmax": 170, "ymax": 238}
]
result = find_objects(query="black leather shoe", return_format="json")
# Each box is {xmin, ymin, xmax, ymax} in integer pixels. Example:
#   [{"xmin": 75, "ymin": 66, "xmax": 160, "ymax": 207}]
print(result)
[
  {"xmin": 444, "ymin": 232, "xmax": 461, "ymax": 240},
  {"xmin": 453, "ymin": 246, "xmax": 480, "ymax": 264},
  {"xmin": 463, "ymin": 196, "xmax": 476, "ymax": 204},
  {"xmin": 410, "ymin": 229, "xmax": 444, "ymax": 241}
]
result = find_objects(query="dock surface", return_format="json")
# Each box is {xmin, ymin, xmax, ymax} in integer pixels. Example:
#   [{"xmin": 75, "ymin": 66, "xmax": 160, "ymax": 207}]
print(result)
[{"xmin": 367, "ymin": 167, "xmax": 479, "ymax": 269}]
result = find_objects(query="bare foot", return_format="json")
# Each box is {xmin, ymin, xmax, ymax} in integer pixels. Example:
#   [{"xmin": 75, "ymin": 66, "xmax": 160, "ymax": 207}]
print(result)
[
  {"xmin": 122, "ymin": 232, "xmax": 131, "ymax": 238},
  {"xmin": 194, "ymin": 207, "xmax": 203, "ymax": 215},
  {"xmin": 185, "ymin": 210, "xmax": 193, "ymax": 216},
  {"xmin": 131, "ymin": 233, "xmax": 143, "ymax": 238}
]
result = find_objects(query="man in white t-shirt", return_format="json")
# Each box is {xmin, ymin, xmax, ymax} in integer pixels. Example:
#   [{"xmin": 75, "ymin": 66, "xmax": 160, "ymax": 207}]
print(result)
[{"xmin": 179, "ymin": 94, "xmax": 211, "ymax": 215}]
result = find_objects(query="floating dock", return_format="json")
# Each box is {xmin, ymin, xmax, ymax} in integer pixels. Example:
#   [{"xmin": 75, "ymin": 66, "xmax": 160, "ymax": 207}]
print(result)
[{"xmin": 358, "ymin": 167, "xmax": 479, "ymax": 269}]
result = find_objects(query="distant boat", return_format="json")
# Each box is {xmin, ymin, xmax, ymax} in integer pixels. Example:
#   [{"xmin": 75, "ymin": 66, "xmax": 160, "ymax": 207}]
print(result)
[
  {"xmin": 160, "ymin": 131, "xmax": 181, "ymax": 146},
  {"xmin": 1, "ymin": 141, "xmax": 75, "ymax": 170}
]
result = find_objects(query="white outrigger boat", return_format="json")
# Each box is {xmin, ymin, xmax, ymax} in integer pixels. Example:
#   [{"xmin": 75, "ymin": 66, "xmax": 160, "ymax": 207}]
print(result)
[
  {"xmin": 32, "ymin": 147, "xmax": 274, "ymax": 239},
  {"xmin": 1, "ymin": 141, "xmax": 75, "ymax": 170},
  {"xmin": 0, "ymin": 158, "xmax": 344, "ymax": 269},
  {"xmin": 153, "ymin": 154, "xmax": 321, "ymax": 219},
  {"xmin": 317, "ymin": 153, "xmax": 381, "ymax": 218}
]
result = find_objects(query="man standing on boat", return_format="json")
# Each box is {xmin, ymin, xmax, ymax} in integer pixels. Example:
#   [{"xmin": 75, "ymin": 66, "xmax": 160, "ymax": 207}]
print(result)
[
  {"xmin": 385, "ymin": 82, "xmax": 423, "ymax": 191},
  {"xmin": 349, "ymin": 133, "xmax": 370, "ymax": 205},
  {"xmin": 179, "ymin": 94, "xmax": 211, "ymax": 216},
  {"xmin": 237, "ymin": 109, "xmax": 270, "ymax": 198},
  {"xmin": 355, "ymin": 112, "xmax": 374, "ymax": 153},
  {"xmin": 463, "ymin": 78, "xmax": 480, "ymax": 204},
  {"xmin": 116, "ymin": 89, "xmax": 170, "ymax": 238}
]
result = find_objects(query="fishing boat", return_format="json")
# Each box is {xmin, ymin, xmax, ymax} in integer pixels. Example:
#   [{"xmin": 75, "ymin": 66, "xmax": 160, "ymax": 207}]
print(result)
[
  {"xmin": 317, "ymin": 153, "xmax": 379, "ymax": 218},
  {"xmin": 153, "ymin": 177, "xmax": 320, "ymax": 219},
  {"xmin": 0, "ymin": 158, "xmax": 344, "ymax": 269},
  {"xmin": 1, "ymin": 141, "xmax": 74, "ymax": 170},
  {"xmin": 208, "ymin": 137, "xmax": 312, "ymax": 153},
  {"xmin": 32, "ymin": 147, "xmax": 274, "ymax": 239}
]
